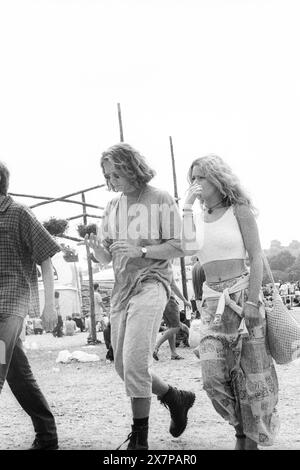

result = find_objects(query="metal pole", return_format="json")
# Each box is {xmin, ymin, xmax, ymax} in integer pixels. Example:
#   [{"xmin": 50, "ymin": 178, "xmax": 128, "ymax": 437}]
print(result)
[
  {"xmin": 82, "ymin": 192, "xmax": 97, "ymax": 343},
  {"xmin": 169, "ymin": 136, "xmax": 188, "ymax": 301},
  {"xmin": 117, "ymin": 103, "xmax": 124, "ymax": 142}
]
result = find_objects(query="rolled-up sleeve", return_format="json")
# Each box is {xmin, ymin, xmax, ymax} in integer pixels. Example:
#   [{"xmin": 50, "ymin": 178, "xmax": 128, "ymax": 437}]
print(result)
[{"xmin": 19, "ymin": 207, "xmax": 61, "ymax": 264}]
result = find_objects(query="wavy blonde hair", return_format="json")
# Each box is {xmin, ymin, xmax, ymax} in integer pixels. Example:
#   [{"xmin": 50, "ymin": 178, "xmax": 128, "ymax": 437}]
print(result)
[
  {"xmin": 187, "ymin": 154, "xmax": 257, "ymax": 214},
  {"xmin": 101, "ymin": 143, "xmax": 156, "ymax": 191}
]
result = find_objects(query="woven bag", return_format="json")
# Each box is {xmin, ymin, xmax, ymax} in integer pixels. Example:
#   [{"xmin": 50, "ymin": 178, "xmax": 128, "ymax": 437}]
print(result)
[{"xmin": 262, "ymin": 253, "xmax": 300, "ymax": 364}]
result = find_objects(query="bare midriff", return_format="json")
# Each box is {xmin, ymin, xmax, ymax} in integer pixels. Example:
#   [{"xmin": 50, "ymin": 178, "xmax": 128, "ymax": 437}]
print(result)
[{"xmin": 202, "ymin": 259, "xmax": 248, "ymax": 283}]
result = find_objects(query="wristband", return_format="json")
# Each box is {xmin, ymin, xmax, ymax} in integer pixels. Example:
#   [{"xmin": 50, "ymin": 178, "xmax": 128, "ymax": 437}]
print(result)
[{"xmin": 245, "ymin": 300, "xmax": 259, "ymax": 309}]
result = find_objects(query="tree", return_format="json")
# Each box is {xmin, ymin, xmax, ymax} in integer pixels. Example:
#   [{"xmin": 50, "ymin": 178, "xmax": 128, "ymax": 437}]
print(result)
[
  {"xmin": 263, "ymin": 268, "xmax": 288, "ymax": 284},
  {"xmin": 268, "ymin": 250, "xmax": 295, "ymax": 272},
  {"xmin": 286, "ymin": 255, "xmax": 300, "ymax": 282}
]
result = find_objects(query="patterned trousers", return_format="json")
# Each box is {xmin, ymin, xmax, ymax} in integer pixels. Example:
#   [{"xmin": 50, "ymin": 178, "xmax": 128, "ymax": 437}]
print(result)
[{"xmin": 199, "ymin": 281, "xmax": 280, "ymax": 446}]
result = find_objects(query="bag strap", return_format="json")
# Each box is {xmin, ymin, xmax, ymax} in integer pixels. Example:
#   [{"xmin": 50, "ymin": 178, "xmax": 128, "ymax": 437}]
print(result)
[{"xmin": 261, "ymin": 251, "xmax": 276, "ymax": 290}]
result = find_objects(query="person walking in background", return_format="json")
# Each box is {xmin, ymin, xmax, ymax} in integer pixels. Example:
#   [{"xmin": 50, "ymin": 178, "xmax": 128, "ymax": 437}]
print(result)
[
  {"xmin": 153, "ymin": 276, "xmax": 191, "ymax": 361},
  {"xmin": 52, "ymin": 291, "xmax": 63, "ymax": 337},
  {"xmin": 54, "ymin": 291, "xmax": 60, "ymax": 315},
  {"xmin": 0, "ymin": 161, "xmax": 60, "ymax": 450},
  {"xmin": 83, "ymin": 143, "xmax": 195, "ymax": 450},
  {"xmin": 191, "ymin": 256, "xmax": 206, "ymax": 312},
  {"xmin": 93, "ymin": 283, "xmax": 106, "ymax": 332},
  {"xmin": 103, "ymin": 317, "xmax": 114, "ymax": 363},
  {"xmin": 182, "ymin": 154, "xmax": 279, "ymax": 450}
]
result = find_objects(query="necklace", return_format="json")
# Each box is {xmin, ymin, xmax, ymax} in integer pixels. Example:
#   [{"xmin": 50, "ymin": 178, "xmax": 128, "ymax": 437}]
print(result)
[{"xmin": 205, "ymin": 199, "xmax": 224, "ymax": 214}]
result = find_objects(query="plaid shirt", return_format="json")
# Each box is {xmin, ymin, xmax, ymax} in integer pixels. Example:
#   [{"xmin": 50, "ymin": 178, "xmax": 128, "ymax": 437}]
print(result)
[{"xmin": 0, "ymin": 196, "xmax": 61, "ymax": 318}]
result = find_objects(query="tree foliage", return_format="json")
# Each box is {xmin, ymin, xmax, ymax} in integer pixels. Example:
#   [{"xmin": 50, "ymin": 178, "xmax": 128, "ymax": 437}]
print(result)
[
  {"xmin": 268, "ymin": 250, "xmax": 295, "ymax": 272},
  {"xmin": 286, "ymin": 255, "xmax": 300, "ymax": 282}
]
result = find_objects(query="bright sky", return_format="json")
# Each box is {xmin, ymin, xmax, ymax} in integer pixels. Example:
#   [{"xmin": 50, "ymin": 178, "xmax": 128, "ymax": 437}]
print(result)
[{"xmin": 1, "ymin": 0, "xmax": 299, "ymax": 255}]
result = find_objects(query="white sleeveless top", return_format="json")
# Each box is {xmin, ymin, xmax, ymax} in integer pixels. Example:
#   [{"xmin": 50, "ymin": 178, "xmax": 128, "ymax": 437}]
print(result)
[{"xmin": 195, "ymin": 206, "xmax": 247, "ymax": 265}]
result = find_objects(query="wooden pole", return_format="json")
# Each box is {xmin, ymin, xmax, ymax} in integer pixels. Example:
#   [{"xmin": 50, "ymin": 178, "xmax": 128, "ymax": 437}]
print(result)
[
  {"xmin": 169, "ymin": 136, "xmax": 188, "ymax": 301},
  {"xmin": 9, "ymin": 192, "xmax": 103, "ymax": 210},
  {"xmin": 66, "ymin": 214, "xmax": 103, "ymax": 222},
  {"xmin": 82, "ymin": 192, "xmax": 97, "ymax": 343},
  {"xmin": 117, "ymin": 103, "xmax": 124, "ymax": 142},
  {"xmin": 30, "ymin": 184, "xmax": 105, "ymax": 209}
]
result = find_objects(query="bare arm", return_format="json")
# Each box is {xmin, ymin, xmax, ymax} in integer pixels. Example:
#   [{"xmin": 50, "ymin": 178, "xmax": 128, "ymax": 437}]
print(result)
[
  {"xmin": 41, "ymin": 257, "xmax": 57, "ymax": 330},
  {"xmin": 139, "ymin": 241, "xmax": 184, "ymax": 260},
  {"xmin": 235, "ymin": 204, "xmax": 263, "ymax": 303},
  {"xmin": 235, "ymin": 204, "xmax": 263, "ymax": 327},
  {"xmin": 181, "ymin": 212, "xmax": 201, "ymax": 256},
  {"xmin": 109, "ymin": 240, "xmax": 184, "ymax": 260}
]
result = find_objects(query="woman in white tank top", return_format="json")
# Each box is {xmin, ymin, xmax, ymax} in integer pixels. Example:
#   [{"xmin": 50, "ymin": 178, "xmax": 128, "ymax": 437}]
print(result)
[{"xmin": 182, "ymin": 154, "xmax": 279, "ymax": 450}]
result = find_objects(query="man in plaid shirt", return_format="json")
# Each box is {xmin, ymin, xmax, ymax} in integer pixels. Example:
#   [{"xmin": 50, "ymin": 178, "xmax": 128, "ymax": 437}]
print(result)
[{"xmin": 0, "ymin": 161, "xmax": 61, "ymax": 450}]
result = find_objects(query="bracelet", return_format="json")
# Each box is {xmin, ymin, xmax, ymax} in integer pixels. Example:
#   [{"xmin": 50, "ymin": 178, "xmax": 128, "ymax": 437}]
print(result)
[{"xmin": 245, "ymin": 300, "xmax": 259, "ymax": 309}]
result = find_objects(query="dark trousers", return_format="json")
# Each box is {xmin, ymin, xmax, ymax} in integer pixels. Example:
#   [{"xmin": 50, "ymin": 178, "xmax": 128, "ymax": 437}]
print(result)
[
  {"xmin": 103, "ymin": 322, "xmax": 114, "ymax": 361},
  {"xmin": 73, "ymin": 317, "xmax": 84, "ymax": 332},
  {"xmin": 0, "ymin": 314, "xmax": 57, "ymax": 442}
]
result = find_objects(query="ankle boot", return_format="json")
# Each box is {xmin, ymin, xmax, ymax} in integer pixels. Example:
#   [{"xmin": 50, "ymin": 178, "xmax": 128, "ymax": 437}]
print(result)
[
  {"xmin": 116, "ymin": 424, "xmax": 149, "ymax": 450},
  {"xmin": 158, "ymin": 385, "xmax": 195, "ymax": 437},
  {"xmin": 127, "ymin": 424, "xmax": 149, "ymax": 450}
]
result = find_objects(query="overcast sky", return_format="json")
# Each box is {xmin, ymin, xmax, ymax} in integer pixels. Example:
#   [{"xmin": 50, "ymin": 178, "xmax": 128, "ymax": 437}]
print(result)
[{"xmin": 1, "ymin": 0, "xmax": 299, "ymax": 254}]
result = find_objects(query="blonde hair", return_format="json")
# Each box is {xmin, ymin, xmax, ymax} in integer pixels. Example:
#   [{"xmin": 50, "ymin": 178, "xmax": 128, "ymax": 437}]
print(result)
[
  {"xmin": 187, "ymin": 154, "xmax": 257, "ymax": 214},
  {"xmin": 101, "ymin": 143, "xmax": 155, "ymax": 191}
]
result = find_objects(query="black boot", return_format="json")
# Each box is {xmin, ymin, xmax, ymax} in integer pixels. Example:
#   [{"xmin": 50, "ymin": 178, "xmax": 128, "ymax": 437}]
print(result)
[
  {"xmin": 28, "ymin": 438, "xmax": 59, "ymax": 450},
  {"xmin": 158, "ymin": 386, "xmax": 195, "ymax": 437},
  {"xmin": 127, "ymin": 424, "xmax": 149, "ymax": 450},
  {"xmin": 116, "ymin": 424, "xmax": 149, "ymax": 450}
]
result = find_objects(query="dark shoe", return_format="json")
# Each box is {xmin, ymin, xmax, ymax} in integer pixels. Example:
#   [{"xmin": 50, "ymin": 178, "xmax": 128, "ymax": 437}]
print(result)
[
  {"xmin": 28, "ymin": 438, "xmax": 59, "ymax": 450},
  {"xmin": 171, "ymin": 355, "xmax": 184, "ymax": 360},
  {"xmin": 153, "ymin": 350, "xmax": 159, "ymax": 361},
  {"xmin": 158, "ymin": 386, "xmax": 195, "ymax": 437},
  {"xmin": 116, "ymin": 425, "xmax": 149, "ymax": 450}
]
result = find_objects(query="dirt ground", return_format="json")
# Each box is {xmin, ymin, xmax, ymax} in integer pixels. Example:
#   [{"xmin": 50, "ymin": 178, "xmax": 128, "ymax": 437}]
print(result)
[{"xmin": 1, "ymin": 318, "xmax": 300, "ymax": 451}]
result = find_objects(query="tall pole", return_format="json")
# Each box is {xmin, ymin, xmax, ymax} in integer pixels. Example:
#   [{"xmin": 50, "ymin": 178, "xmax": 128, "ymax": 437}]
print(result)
[
  {"xmin": 82, "ymin": 192, "xmax": 97, "ymax": 343},
  {"xmin": 117, "ymin": 103, "xmax": 124, "ymax": 142},
  {"xmin": 169, "ymin": 136, "xmax": 188, "ymax": 300}
]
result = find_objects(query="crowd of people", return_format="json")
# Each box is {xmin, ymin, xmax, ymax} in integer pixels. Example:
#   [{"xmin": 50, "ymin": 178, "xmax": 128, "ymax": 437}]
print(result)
[
  {"xmin": 1, "ymin": 143, "xmax": 295, "ymax": 451},
  {"xmin": 262, "ymin": 281, "xmax": 300, "ymax": 310}
]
